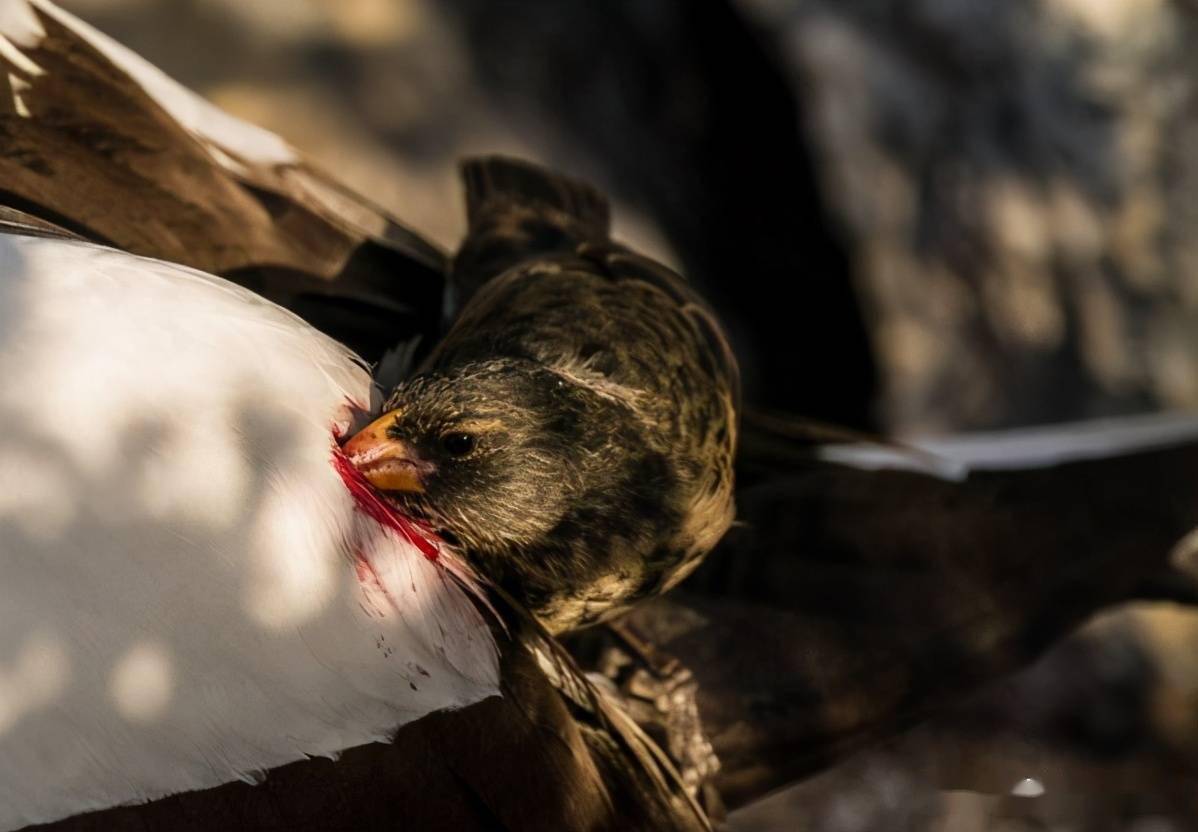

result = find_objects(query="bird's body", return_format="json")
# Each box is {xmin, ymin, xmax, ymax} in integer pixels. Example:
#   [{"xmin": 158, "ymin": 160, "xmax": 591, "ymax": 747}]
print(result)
[
  {"xmin": 349, "ymin": 159, "xmax": 740, "ymax": 632},
  {"xmin": 0, "ymin": 230, "xmax": 497, "ymax": 831}
]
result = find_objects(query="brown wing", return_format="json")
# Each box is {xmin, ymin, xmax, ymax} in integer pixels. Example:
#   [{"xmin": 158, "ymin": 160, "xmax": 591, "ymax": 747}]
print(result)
[
  {"xmin": 630, "ymin": 412, "xmax": 1198, "ymax": 808},
  {"xmin": 0, "ymin": 3, "xmax": 444, "ymax": 363}
]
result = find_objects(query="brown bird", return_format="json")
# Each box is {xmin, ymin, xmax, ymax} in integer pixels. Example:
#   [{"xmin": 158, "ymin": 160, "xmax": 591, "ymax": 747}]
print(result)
[{"xmin": 345, "ymin": 157, "xmax": 740, "ymax": 632}]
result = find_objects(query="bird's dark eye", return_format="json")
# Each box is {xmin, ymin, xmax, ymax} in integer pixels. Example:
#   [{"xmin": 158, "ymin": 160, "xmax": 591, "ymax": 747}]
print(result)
[{"xmin": 440, "ymin": 432, "xmax": 476, "ymax": 458}]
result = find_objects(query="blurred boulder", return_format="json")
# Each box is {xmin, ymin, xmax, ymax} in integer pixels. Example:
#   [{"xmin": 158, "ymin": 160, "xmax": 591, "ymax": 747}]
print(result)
[{"xmin": 741, "ymin": 0, "xmax": 1198, "ymax": 431}]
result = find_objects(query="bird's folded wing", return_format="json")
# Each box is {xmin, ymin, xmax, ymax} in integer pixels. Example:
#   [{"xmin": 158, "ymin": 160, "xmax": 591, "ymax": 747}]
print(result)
[{"xmin": 0, "ymin": 233, "xmax": 498, "ymax": 831}]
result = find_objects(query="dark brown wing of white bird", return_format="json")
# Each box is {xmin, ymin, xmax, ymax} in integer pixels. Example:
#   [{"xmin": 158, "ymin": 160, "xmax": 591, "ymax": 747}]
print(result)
[{"xmin": 0, "ymin": 0, "xmax": 443, "ymax": 363}]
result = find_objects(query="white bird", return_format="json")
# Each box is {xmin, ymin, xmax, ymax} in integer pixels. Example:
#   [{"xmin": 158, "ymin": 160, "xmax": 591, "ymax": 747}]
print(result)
[{"xmin": 0, "ymin": 226, "xmax": 498, "ymax": 831}]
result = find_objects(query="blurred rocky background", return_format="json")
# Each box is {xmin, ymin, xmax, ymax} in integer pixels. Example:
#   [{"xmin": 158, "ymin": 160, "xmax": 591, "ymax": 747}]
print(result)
[{"xmin": 54, "ymin": 0, "xmax": 1198, "ymax": 828}]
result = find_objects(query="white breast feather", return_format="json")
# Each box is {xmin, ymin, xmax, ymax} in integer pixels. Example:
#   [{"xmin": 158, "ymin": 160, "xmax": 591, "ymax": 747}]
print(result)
[{"xmin": 0, "ymin": 234, "xmax": 499, "ymax": 830}]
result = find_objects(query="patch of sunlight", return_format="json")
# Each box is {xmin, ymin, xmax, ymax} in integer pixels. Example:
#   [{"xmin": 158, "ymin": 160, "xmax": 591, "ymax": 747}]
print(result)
[
  {"xmin": 0, "ymin": 449, "xmax": 76, "ymax": 541},
  {"xmin": 1011, "ymin": 776, "xmax": 1046, "ymax": 798},
  {"xmin": 109, "ymin": 640, "xmax": 174, "ymax": 722},
  {"xmin": 0, "ymin": 631, "xmax": 70, "ymax": 735},
  {"xmin": 136, "ymin": 410, "xmax": 249, "ymax": 528},
  {"xmin": 244, "ymin": 478, "xmax": 338, "ymax": 629},
  {"xmin": 1045, "ymin": 0, "xmax": 1164, "ymax": 40}
]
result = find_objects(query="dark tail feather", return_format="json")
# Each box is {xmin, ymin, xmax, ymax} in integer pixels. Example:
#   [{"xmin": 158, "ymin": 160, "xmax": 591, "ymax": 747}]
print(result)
[
  {"xmin": 450, "ymin": 156, "xmax": 614, "ymax": 316},
  {"xmin": 1132, "ymin": 566, "xmax": 1198, "ymax": 607},
  {"xmin": 460, "ymin": 155, "xmax": 610, "ymax": 237}
]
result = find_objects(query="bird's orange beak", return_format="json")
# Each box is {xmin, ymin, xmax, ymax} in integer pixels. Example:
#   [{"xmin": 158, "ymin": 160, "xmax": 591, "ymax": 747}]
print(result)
[{"xmin": 343, "ymin": 411, "xmax": 430, "ymax": 494}]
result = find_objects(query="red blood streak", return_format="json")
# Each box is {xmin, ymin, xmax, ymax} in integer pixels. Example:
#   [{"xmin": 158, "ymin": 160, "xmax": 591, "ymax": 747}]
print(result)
[{"xmin": 331, "ymin": 444, "xmax": 440, "ymax": 562}]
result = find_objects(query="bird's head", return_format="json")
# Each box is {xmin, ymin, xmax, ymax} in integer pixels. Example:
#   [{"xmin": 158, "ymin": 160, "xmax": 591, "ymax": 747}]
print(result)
[{"xmin": 343, "ymin": 358, "xmax": 634, "ymax": 562}]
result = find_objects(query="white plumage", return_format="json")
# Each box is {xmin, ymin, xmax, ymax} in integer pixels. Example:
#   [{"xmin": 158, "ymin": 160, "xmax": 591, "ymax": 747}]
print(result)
[{"xmin": 0, "ymin": 233, "xmax": 498, "ymax": 830}]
